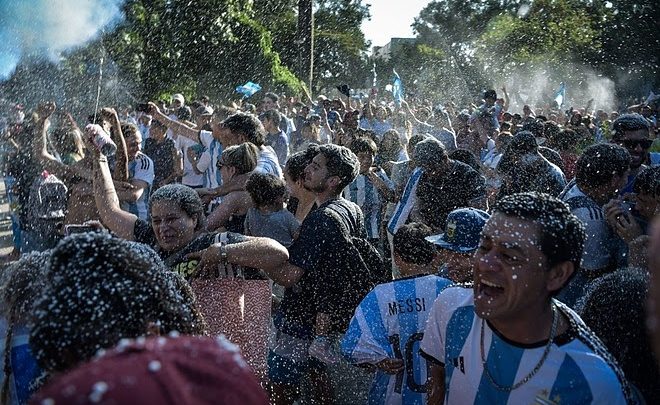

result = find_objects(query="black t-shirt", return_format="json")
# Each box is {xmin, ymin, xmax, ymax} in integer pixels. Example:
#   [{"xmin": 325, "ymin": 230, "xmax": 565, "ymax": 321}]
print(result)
[
  {"xmin": 143, "ymin": 138, "xmax": 177, "ymax": 188},
  {"xmin": 417, "ymin": 160, "xmax": 486, "ymax": 231},
  {"xmin": 133, "ymin": 219, "xmax": 247, "ymax": 279},
  {"xmin": 279, "ymin": 197, "xmax": 366, "ymax": 337}
]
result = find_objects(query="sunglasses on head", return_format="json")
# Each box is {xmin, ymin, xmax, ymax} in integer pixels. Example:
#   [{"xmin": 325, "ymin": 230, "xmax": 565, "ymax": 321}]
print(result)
[{"xmin": 619, "ymin": 139, "xmax": 653, "ymax": 150}]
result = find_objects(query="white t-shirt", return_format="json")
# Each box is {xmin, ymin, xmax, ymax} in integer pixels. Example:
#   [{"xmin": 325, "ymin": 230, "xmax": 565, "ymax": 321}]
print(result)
[
  {"xmin": 175, "ymin": 135, "xmax": 205, "ymax": 187},
  {"xmin": 420, "ymin": 286, "xmax": 632, "ymax": 405}
]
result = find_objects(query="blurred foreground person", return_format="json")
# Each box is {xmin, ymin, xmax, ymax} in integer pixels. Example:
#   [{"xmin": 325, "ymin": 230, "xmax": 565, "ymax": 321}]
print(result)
[
  {"xmin": 341, "ymin": 223, "xmax": 452, "ymax": 404},
  {"xmin": 0, "ymin": 252, "xmax": 51, "ymax": 404},
  {"xmin": 29, "ymin": 233, "xmax": 205, "ymax": 374},
  {"xmin": 31, "ymin": 336, "xmax": 268, "ymax": 405},
  {"xmin": 420, "ymin": 192, "xmax": 636, "ymax": 404},
  {"xmin": 578, "ymin": 270, "xmax": 660, "ymax": 403}
]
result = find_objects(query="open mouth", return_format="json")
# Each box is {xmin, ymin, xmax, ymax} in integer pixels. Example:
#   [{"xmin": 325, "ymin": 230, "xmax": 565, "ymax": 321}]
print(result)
[{"xmin": 478, "ymin": 279, "xmax": 505, "ymax": 298}]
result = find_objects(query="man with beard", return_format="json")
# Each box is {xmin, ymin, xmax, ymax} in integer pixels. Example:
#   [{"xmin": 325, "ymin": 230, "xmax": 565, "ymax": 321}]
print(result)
[
  {"xmin": 611, "ymin": 113, "xmax": 653, "ymax": 193},
  {"xmin": 420, "ymin": 192, "xmax": 635, "ymax": 405},
  {"xmin": 261, "ymin": 144, "xmax": 371, "ymax": 404}
]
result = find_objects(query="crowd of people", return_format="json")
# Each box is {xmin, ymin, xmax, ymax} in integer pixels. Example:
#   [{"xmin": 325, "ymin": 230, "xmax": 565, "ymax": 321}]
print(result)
[{"xmin": 0, "ymin": 83, "xmax": 657, "ymax": 404}]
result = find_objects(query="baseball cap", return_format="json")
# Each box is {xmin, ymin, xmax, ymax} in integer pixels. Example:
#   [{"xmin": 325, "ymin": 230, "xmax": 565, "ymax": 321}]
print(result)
[
  {"xmin": 32, "ymin": 335, "xmax": 268, "ymax": 405},
  {"xmin": 172, "ymin": 93, "xmax": 185, "ymax": 105},
  {"xmin": 426, "ymin": 208, "xmax": 490, "ymax": 253}
]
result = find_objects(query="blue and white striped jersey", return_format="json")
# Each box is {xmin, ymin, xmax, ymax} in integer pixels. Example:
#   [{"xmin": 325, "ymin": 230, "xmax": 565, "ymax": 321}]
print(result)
[
  {"xmin": 198, "ymin": 130, "xmax": 223, "ymax": 189},
  {"xmin": 256, "ymin": 146, "xmax": 283, "ymax": 179},
  {"xmin": 344, "ymin": 169, "xmax": 394, "ymax": 239},
  {"xmin": 420, "ymin": 286, "xmax": 635, "ymax": 405},
  {"xmin": 342, "ymin": 274, "xmax": 452, "ymax": 405},
  {"xmin": 387, "ymin": 167, "xmax": 423, "ymax": 235},
  {"xmin": 122, "ymin": 152, "xmax": 153, "ymax": 221}
]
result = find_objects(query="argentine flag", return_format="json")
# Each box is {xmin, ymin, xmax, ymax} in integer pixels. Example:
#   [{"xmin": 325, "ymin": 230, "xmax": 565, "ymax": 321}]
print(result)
[
  {"xmin": 236, "ymin": 81, "xmax": 262, "ymax": 98},
  {"xmin": 392, "ymin": 69, "xmax": 404, "ymax": 107}
]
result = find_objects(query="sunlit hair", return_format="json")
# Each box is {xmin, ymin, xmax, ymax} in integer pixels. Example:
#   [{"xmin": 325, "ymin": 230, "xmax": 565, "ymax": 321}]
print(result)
[
  {"xmin": 30, "ymin": 233, "xmax": 205, "ymax": 373},
  {"xmin": 393, "ymin": 222, "xmax": 436, "ymax": 266},
  {"xmin": 150, "ymin": 184, "xmax": 206, "ymax": 231},
  {"xmin": 492, "ymin": 192, "xmax": 585, "ymax": 271},
  {"xmin": 221, "ymin": 142, "xmax": 258, "ymax": 175},
  {"xmin": 120, "ymin": 122, "xmax": 141, "ymax": 140}
]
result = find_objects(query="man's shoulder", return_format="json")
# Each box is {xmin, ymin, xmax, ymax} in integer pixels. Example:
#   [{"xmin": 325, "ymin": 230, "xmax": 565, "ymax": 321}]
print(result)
[
  {"xmin": 133, "ymin": 152, "xmax": 154, "ymax": 168},
  {"xmin": 431, "ymin": 284, "xmax": 475, "ymax": 314}
]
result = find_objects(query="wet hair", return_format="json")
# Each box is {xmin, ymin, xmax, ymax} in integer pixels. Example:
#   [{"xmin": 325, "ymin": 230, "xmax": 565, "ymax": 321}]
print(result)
[
  {"xmin": 633, "ymin": 166, "xmax": 660, "ymax": 196},
  {"xmin": 492, "ymin": 192, "xmax": 586, "ymax": 272},
  {"xmin": 496, "ymin": 131, "xmax": 538, "ymax": 175},
  {"xmin": 414, "ymin": 137, "xmax": 448, "ymax": 168},
  {"xmin": 261, "ymin": 109, "xmax": 282, "ymax": 126},
  {"xmin": 213, "ymin": 105, "xmax": 237, "ymax": 122},
  {"xmin": 449, "ymin": 149, "xmax": 481, "ymax": 173},
  {"xmin": 393, "ymin": 222, "xmax": 436, "ymax": 266},
  {"xmin": 577, "ymin": 270, "xmax": 660, "ymax": 403},
  {"xmin": 575, "ymin": 143, "xmax": 630, "ymax": 188},
  {"xmin": 222, "ymin": 112, "xmax": 266, "ymax": 146},
  {"xmin": 349, "ymin": 136, "xmax": 378, "ymax": 156},
  {"xmin": 521, "ymin": 120, "xmax": 545, "ymax": 139},
  {"xmin": 0, "ymin": 251, "xmax": 51, "ymax": 402},
  {"xmin": 285, "ymin": 144, "xmax": 320, "ymax": 183},
  {"xmin": 407, "ymin": 133, "xmax": 430, "ymax": 157},
  {"xmin": 612, "ymin": 113, "xmax": 650, "ymax": 140},
  {"xmin": 555, "ymin": 129, "xmax": 580, "ymax": 150},
  {"xmin": 52, "ymin": 127, "xmax": 84, "ymax": 157},
  {"xmin": 246, "ymin": 172, "xmax": 287, "ymax": 208},
  {"xmin": 30, "ymin": 233, "xmax": 205, "ymax": 373},
  {"xmin": 150, "ymin": 184, "xmax": 206, "ymax": 231},
  {"xmin": 150, "ymin": 119, "xmax": 168, "ymax": 134},
  {"xmin": 221, "ymin": 142, "xmax": 258, "ymax": 175},
  {"xmin": 317, "ymin": 144, "xmax": 360, "ymax": 190}
]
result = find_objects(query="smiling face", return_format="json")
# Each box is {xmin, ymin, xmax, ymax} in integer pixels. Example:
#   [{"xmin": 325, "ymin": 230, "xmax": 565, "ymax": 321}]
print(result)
[
  {"xmin": 150, "ymin": 200, "xmax": 198, "ymax": 253},
  {"xmin": 617, "ymin": 128, "xmax": 651, "ymax": 169},
  {"xmin": 473, "ymin": 212, "xmax": 553, "ymax": 324}
]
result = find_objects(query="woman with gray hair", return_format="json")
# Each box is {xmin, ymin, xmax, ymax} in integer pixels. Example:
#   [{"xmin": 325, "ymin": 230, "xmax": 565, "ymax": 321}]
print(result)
[{"xmin": 87, "ymin": 123, "xmax": 288, "ymax": 279}]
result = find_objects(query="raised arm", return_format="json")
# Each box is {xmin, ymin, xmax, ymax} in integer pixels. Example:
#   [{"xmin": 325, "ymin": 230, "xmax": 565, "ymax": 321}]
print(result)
[
  {"xmin": 101, "ymin": 108, "xmax": 128, "ymax": 182},
  {"xmin": 34, "ymin": 102, "xmax": 91, "ymax": 182},
  {"xmin": 148, "ymin": 102, "xmax": 200, "ymax": 142},
  {"xmin": 86, "ymin": 127, "xmax": 138, "ymax": 240}
]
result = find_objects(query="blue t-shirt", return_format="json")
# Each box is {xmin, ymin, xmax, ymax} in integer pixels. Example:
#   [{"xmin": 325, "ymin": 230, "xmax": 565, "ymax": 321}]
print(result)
[
  {"xmin": 420, "ymin": 286, "xmax": 635, "ymax": 405},
  {"xmin": 342, "ymin": 274, "xmax": 452, "ymax": 404}
]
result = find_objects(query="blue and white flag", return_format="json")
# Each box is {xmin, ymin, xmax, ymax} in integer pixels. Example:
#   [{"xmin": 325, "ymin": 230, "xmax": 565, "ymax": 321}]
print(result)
[
  {"xmin": 235, "ymin": 81, "xmax": 262, "ymax": 98},
  {"xmin": 554, "ymin": 82, "xmax": 566, "ymax": 108},
  {"xmin": 392, "ymin": 69, "xmax": 404, "ymax": 107}
]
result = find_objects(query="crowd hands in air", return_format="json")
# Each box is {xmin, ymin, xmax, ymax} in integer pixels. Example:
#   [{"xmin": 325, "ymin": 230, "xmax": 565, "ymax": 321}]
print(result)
[{"xmin": 0, "ymin": 84, "xmax": 658, "ymax": 405}]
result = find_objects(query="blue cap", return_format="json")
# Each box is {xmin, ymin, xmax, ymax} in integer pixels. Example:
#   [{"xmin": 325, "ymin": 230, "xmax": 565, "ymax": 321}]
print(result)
[{"xmin": 425, "ymin": 208, "xmax": 490, "ymax": 253}]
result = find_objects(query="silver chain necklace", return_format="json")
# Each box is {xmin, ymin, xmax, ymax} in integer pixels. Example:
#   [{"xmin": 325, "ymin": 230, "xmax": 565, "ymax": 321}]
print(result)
[{"xmin": 480, "ymin": 303, "xmax": 559, "ymax": 391}]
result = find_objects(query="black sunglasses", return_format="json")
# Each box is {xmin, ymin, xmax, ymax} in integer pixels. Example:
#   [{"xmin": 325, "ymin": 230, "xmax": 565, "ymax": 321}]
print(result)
[{"xmin": 619, "ymin": 139, "xmax": 653, "ymax": 150}]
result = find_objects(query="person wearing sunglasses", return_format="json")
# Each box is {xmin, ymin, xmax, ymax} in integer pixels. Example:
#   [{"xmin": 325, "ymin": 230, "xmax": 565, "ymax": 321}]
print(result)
[{"xmin": 611, "ymin": 113, "xmax": 653, "ymax": 193}]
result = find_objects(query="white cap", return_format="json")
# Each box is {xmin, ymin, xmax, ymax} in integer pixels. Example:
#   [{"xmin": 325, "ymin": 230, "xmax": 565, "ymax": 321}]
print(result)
[{"xmin": 172, "ymin": 93, "xmax": 185, "ymax": 105}]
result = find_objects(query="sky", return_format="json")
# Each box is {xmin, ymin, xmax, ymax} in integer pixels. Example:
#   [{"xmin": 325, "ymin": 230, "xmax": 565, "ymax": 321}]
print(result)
[{"xmin": 361, "ymin": 0, "xmax": 431, "ymax": 49}]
